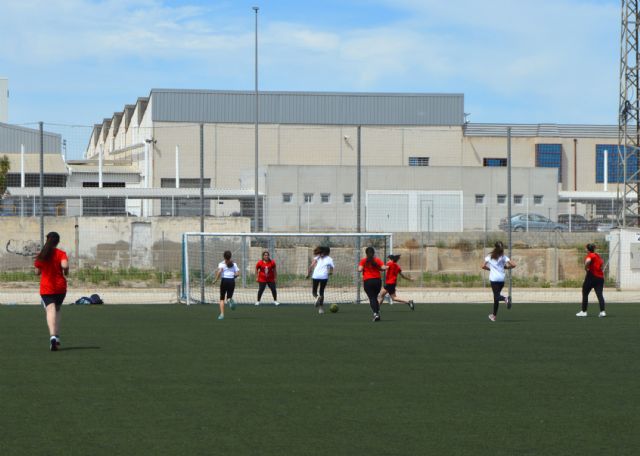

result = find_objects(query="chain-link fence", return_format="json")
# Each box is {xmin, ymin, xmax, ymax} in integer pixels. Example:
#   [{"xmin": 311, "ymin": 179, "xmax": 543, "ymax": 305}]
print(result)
[{"xmin": 0, "ymin": 121, "xmax": 629, "ymax": 304}]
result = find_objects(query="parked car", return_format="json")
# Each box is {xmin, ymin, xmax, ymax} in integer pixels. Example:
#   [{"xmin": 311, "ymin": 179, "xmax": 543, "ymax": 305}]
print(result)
[
  {"xmin": 557, "ymin": 214, "xmax": 599, "ymax": 232},
  {"xmin": 499, "ymin": 213, "xmax": 569, "ymax": 232},
  {"xmin": 593, "ymin": 217, "xmax": 618, "ymax": 232}
]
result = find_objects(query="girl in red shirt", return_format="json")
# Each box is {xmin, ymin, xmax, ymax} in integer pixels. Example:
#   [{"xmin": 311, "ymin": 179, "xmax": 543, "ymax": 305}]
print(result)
[
  {"xmin": 358, "ymin": 246, "xmax": 387, "ymax": 321},
  {"xmin": 34, "ymin": 232, "xmax": 69, "ymax": 351},
  {"xmin": 577, "ymin": 243, "xmax": 606, "ymax": 317},
  {"xmin": 378, "ymin": 254, "xmax": 415, "ymax": 310},
  {"xmin": 255, "ymin": 250, "xmax": 279, "ymax": 306}
]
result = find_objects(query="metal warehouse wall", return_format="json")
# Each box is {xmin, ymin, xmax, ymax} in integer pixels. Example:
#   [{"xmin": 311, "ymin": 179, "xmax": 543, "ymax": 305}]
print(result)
[
  {"xmin": 0, "ymin": 122, "xmax": 62, "ymax": 153},
  {"xmin": 151, "ymin": 89, "xmax": 464, "ymax": 126}
]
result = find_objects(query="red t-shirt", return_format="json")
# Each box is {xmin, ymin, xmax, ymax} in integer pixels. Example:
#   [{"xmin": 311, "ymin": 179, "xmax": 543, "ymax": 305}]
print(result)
[
  {"xmin": 34, "ymin": 248, "xmax": 68, "ymax": 295},
  {"xmin": 385, "ymin": 261, "xmax": 401, "ymax": 285},
  {"xmin": 359, "ymin": 257, "xmax": 384, "ymax": 281},
  {"xmin": 256, "ymin": 259, "xmax": 276, "ymax": 282},
  {"xmin": 586, "ymin": 252, "xmax": 604, "ymax": 278}
]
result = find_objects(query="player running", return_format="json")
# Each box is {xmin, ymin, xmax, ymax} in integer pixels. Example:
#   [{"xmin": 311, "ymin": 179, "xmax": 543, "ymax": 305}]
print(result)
[
  {"xmin": 212, "ymin": 250, "xmax": 240, "ymax": 320},
  {"xmin": 378, "ymin": 254, "xmax": 415, "ymax": 310},
  {"xmin": 576, "ymin": 243, "xmax": 606, "ymax": 317},
  {"xmin": 34, "ymin": 232, "xmax": 69, "ymax": 351},
  {"xmin": 307, "ymin": 246, "xmax": 334, "ymax": 314},
  {"xmin": 358, "ymin": 246, "xmax": 387, "ymax": 322},
  {"xmin": 481, "ymin": 241, "xmax": 516, "ymax": 322}
]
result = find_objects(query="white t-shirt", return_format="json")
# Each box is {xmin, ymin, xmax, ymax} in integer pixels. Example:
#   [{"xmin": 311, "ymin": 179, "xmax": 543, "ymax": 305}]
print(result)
[
  {"xmin": 312, "ymin": 256, "xmax": 334, "ymax": 280},
  {"xmin": 218, "ymin": 261, "xmax": 239, "ymax": 279},
  {"xmin": 484, "ymin": 255, "xmax": 510, "ymax": 282}
]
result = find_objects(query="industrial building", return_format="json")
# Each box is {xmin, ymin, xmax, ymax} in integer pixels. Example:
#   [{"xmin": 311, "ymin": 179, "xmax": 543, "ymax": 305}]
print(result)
[{"xmin": 1, "ymin": 89, "xmax": 628, "ymax": 231}]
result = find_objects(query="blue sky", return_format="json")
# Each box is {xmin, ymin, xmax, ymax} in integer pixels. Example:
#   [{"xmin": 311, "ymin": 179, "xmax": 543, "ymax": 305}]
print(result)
[{"xmin": 0, "ymin": 0, "xmax": 622, "ymax": 127}]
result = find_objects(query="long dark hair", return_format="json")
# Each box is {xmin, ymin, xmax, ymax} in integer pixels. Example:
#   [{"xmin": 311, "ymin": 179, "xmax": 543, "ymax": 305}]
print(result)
[
  {"xmin": 586, "ymin": 243, "xmax": 596, "ymax": 253},
  {"xmin": 365, "ymin": 246, "xmax": 377, "ymax": 267},
  {"xmin": 388, "ymin": 254, "xmax": 401, "ymax": 263},
  {"xmin": 490, "ymin": 241, "xmax": 504, "ymax": 260},
  {"xmin": 223, "ymin": 250, "xmax": 233, "ymax": 268},
  {"xmin": 36, "ymin": 232, "xmax": 60, "ymax": 261}
]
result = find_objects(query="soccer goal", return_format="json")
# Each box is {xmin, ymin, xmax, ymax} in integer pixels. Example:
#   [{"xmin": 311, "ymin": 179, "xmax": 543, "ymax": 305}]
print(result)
[{"xmin": 181, "ymin": 232, "xmax": 393, "ymax": 305}]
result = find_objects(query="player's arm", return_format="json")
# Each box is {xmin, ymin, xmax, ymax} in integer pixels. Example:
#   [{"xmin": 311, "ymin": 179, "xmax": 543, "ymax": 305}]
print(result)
[
  {"xmin": 255, "ymin": 263, "xmax": 260, "ymax": 281},
  {"xmin": 506, "ymin": 260, "xmax": 516, "ymax": 270},
  {"xmin": 212, "ymin": 269, "xmax": 222, "ymax": 284},
  {"xmin": 481, "ymin": 261, "xmax": 490, "ymax": 271},
  {"xmin": 399, "ymin": 271, "xmax": 414, "ymax": 281},
  {"xmin": 584, "ymin": 257, "xmax": 592, "ymax": 271},
  {"xmin": 234, "ymin": 265, "xmax": 240, "ymax": 278},
  {"xmin": 61, "ymin": 258, "xmax": 69, "ymax": 276},
  {"xmin": 306, "ymin": 259, "xmax": 317, "ymax": 278}
]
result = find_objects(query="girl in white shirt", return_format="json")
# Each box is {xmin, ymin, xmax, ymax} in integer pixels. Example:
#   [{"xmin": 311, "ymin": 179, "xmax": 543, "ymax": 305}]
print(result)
[
  {"xmin": 212, "ymin": 250, "xmax": 240, "ymax": 320},
  {"xmin": 306, "ymin": 246, "xmax": 334, "ymax": 314},
  {"xmin": 481, "ymin": 241, "xmax": 516, "ymax": 322}
]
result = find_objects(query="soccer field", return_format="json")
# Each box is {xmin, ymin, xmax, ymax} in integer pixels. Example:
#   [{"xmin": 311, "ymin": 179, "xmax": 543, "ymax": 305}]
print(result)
[{"xmin": 1, "ymin": 303, "xmax": 638, "ymax": 456}]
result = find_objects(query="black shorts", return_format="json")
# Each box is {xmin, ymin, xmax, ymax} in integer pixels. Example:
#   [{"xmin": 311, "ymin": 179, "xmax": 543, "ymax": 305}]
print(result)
[
  {"xmin": 384, "ymin": 283, "xmax": 397, "ymax": 295},
  {"xmin": 220, "ymin": 278, "xmax": 236, "ymax": 300},
  {"xmin": 41, "ymin": 293, "xmax": 66, "ymax": 310}
]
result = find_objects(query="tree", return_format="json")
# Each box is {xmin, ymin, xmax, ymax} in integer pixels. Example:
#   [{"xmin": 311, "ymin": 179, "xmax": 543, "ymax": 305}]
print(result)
[{"xmin": 0, "ymin": 154, "xmax": 10, "ymax": 196}]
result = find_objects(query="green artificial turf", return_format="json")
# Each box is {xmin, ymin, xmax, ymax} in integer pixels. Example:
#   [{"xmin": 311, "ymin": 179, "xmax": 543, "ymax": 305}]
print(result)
[{"xmin": 1, "ymin": 303, "xmax": 639, "ymax": 456}]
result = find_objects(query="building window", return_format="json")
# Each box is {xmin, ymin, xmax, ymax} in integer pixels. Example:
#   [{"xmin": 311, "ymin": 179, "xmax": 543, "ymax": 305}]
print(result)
[
  {"xmin": 483, "ymin": 158, "xmax": 507, "ymax": 167},
  {"xmin": 475, "ymin": 194, "xmax": 485, "ymax": 204},
  {"xmin": 596, "ymin": 145, "xmax": 636, "ymax": 183},
  {"xmin": 534, "ymin": 195, "xmax": 543, "ymax": 205},
  {"xmin": 535, "ymin": 144, "xmax": 562, "ymax": 183},
  {"xmin": 282, "ymin": 193, "xmax": 293, "ymax": 203},
  {"xmin": 514, "ymin": 194, "xmax": 523, "ymax": 205},
  {"xmin": 409, "ymin": 157, "xmax": 430, "ymax": 166},
  {"xmin": 497, "ymin": 194, "xmax": 506, "ymax": 204},
  {"xmin": 320, "ymin": 193, "xmax": 330, "ymax": 203},
  {"xmin": 304, "ymin": 193, "xmax": 313, "ymax": 203},
  {"xmin": 343, "ymin": 193, "xmax": 353, "ymax": 203}
]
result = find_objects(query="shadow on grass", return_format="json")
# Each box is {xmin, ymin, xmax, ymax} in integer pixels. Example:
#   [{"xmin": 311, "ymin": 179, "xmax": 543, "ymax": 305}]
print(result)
[{"xmin": 59, "ymin": 346, "xmax": 101, "ymax": 351}]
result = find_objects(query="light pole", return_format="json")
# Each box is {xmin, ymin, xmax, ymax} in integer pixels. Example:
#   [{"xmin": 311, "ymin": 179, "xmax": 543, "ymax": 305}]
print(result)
[{"xmin": 253, "ymin": 6, "xmax": 260, "ymax": 232}]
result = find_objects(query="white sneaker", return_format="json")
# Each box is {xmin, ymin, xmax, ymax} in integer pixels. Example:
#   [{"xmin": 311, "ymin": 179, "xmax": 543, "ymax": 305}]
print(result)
[
  {"xmin": 488, "ymin": 314, "xmax": 496, "ymax": 322},
  {"xmin": 255, "ymin": 301, "xmax": 260, "ymax": 306},
  {"xmin": 599, "ymin": 311, "xmax": 607, "ymax": 318},
  {"xmin": 274, "ymin": 301, "xmax": 280, "ymax": 306},
  {"xmin": 318, "ymin": 307, "xmax": 325, "ymax": 314},
  {"xmin": 576, "ymin": 311, "xmax": 587, "ymax": 317}
]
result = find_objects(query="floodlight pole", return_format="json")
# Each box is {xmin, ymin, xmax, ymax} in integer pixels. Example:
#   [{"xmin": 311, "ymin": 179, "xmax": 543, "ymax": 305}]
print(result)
[
  {"xmin": 507, "ymin": 127, "xmax": 513, "ymax": 300},
  {"xmin": 253, "ymin": 6, "xmax": 260, "ymax": 232},
  {"xmin": 39, "ymin": 121, "xmax": 44, "ymax": 246}
]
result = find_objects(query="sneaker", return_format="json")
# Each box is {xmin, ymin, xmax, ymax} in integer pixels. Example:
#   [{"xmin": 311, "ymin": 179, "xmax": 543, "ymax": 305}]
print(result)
[
  {"xmin": 49, "ymin": 337, "xmax": 58, "ymax": 351},
  {"xmin": 408, "ymin": 300, "xmax": 415, "ymax": 311},
  {"xmin": 599, "ymin": 311, "xmax": 607, "ymax": 318},
  {"xmin": 55, "ymin": 336, "xmax": 61, "ymax": 349},
  {"xmin": 274, "ymin": 301, "xmax": 280, "ymax": 307},
  {"xmin": 254, "ymin": 301, "xmax": 260, "ymax": 306},
  {"xmin": 318, "ymin": 307, "xmax": 325, "ymax": 315},
  {"xmin": 576, "ymin": 311, "xmax": 588, "ymax": 317},
  {"xmin": 217, "ymin": 314, "xmax": 224, "ymax": 320},
  {"xmin": 373, "ymin": 313, "xmax": 381, "ymax": 322},
  {"xmin": 228, "ymin": 299, "xmax": 236, "ymax": 310},
  {"xmin": 488, "ymin": 314, "xmax": 496, "ymax": 322},
  {"xmin": 506, "ymin": 296, "xmax": 512, "ymax": 310}
]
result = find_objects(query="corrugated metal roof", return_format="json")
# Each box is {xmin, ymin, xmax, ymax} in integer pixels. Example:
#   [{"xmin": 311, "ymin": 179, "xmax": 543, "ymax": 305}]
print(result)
[
  {"xmin": 150, "ymin": 89, "xmax": 465, "ymax": 126},
  {"xmin": 0, "ymin": 122, "xmax": 62, "ymax": 153},
  {"xmin": 464, "ymin": 123, "xmax": 627, "ymax": 138}
]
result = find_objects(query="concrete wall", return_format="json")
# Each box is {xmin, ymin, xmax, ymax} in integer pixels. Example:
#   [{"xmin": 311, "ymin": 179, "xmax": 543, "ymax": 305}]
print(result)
[{"xmin": 0, "ymin": 216, "xmax": 251, "ymax": 271}]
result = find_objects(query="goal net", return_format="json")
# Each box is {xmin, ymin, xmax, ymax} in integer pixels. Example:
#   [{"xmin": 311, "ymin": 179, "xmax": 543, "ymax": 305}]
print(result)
[{"xmin": 181, "ymin": 232, "xmax": 393, "ymax": 305}]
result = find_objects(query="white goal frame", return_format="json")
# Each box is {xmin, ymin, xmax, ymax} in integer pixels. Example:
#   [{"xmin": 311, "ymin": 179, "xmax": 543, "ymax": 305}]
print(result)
[{"xmin": 181, "ymin": 232, "xmax": 393, "ymax": 305}]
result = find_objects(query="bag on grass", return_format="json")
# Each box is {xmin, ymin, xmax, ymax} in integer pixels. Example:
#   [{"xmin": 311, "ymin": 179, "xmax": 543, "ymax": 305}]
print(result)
[
  {"xmin": 89, "ymin": 294, "xmax": 104, "ymax": 305},
  {"xmin": 74, "ymin": 297, "xmax": 92, "ymax": 305}
]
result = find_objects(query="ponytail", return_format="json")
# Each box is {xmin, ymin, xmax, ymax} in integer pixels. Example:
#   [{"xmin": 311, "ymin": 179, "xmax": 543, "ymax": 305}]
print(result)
[
  {"xmin": 223, "ymin": 250, "xmax": 233, "ymax": 268},
  {"xmin": 36, "ymin": 232, "xmax": 60, "ymax": 261},
  {"xmin": 365, "ymin": 246, "xmax": 377, "ymax": 267}
]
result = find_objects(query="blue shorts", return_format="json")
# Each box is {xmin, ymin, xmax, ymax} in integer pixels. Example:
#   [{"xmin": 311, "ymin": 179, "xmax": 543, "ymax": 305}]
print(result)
[{"xmin": 41, "ymin": 293, "xmax": 66, "ymax": 310}]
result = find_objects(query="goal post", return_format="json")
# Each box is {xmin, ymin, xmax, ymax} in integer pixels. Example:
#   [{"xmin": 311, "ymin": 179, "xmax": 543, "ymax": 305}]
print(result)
[{"xmin": 181, "ymin": 232, "xmax": 393, "ymax": 305}]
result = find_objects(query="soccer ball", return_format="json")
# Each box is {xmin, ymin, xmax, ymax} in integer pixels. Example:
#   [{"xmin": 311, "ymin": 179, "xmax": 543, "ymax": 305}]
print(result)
[{"xmin": 329, "ymin": 303, "xmax": 339, "ymax": 313}]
